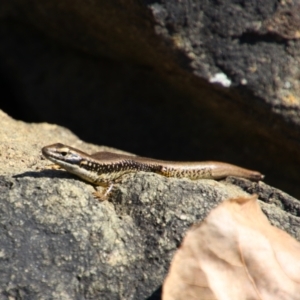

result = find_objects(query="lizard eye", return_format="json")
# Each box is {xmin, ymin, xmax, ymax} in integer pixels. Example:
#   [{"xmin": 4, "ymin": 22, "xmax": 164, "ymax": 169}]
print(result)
[{"xmin": 58, "ymin": 147, "xmax": 70, "ymax": 156}]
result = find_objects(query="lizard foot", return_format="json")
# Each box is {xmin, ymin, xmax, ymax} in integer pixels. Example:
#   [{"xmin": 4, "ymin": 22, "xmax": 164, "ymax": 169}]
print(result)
[{"xmin": 93, "ymin": 184, "xmax": 114, "ymax": 201}]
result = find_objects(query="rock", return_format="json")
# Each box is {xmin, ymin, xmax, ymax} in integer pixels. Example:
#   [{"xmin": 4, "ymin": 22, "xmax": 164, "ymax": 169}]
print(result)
[
  {"xmin": 1, "ymin": 111, "xmax": 299, "ymax": 299},
  {"xmin": 1, "ymin": 0, "xmax": 300, "ymax": 199}
]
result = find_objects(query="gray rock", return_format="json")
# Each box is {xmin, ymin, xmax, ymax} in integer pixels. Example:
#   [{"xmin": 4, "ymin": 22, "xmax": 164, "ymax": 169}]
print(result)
[
  {"xmin": 1, "ymin": 111, "xmax": 299, "ymax": 299},
  {"xmin": 1, "ymin": 0, "xmax": 300, "ymax": 199}
]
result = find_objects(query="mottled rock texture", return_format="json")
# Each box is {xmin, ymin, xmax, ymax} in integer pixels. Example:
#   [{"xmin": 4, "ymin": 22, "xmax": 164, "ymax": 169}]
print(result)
[
  {"xmin": 1, "ymin": 1, "xmax": 300, "ymax": 298},
  {"xmin": 1, "ymin": 0, "xmax": 300, "ymax": 198},
  {"xmin": 1, "ymin": 111, "xmax": 300, "ymax": 299}
]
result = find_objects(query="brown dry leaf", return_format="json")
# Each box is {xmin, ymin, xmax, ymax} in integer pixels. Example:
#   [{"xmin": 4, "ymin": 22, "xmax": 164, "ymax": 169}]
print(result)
[{"xmin": 163, "ymin": 195, "xmax": 300, "ymax": 300}]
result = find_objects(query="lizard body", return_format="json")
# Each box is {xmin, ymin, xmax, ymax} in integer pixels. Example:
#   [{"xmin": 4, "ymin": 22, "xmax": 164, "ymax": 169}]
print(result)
[{"xmin": 42, "ymin": 143, "xmax": 264, "ymax": 198}]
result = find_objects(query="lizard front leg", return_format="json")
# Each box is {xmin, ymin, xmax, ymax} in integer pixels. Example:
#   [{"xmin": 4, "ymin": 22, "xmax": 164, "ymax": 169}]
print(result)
[{"xmin": 92, "ymin": 181, "xmax": 115, "ymax": 201}]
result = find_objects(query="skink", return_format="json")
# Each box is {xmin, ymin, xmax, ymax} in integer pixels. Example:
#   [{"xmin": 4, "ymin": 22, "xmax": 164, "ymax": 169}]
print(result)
[{"xmin": 42, "ymin": 143, "xmax": 264, "ymax": 198}]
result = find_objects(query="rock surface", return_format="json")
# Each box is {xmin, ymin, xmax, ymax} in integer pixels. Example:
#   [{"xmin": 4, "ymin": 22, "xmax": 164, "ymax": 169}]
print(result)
[
  {"xmin": 1, "ymin": 111, "xmax": 300, "ymax": 299},
  {"xmin": 1, "ymin": 0, "xmax": 300, "ymax": 198},
  {"xmin": 1, "ymin": 1, "xmax": 300, "ymax": 298}
]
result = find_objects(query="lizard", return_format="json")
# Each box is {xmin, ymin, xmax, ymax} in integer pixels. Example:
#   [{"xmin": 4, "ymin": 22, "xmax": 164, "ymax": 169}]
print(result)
[{"xmin": 42, "ymin": 143, "xmax": 264, "ymax": 200}]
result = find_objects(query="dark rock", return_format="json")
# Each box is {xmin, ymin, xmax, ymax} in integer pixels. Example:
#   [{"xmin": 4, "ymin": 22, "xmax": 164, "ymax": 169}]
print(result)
[{"xmin": 1, "ymin": 111, "xmax": 299, "ymax": 299}]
